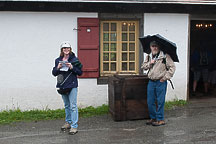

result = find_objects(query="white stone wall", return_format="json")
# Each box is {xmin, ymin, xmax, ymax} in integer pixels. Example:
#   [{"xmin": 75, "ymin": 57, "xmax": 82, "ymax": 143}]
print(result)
[
  {"xmin": 0, "ymin": 12, "xmax": 190, "ymax": 111},
  {"xmin": 0, "ymin": 12, "xmax": 109, "ymax": 111},
  {"xmin": 144, "ymin": 13, "xmax": 190, "ymax": 101}
]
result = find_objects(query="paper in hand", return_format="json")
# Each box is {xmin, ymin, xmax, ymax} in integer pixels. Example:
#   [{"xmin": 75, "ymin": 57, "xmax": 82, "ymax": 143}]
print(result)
[{"xmin": 59, "ymin": 61, "xmax": 69, "ymax": 71}]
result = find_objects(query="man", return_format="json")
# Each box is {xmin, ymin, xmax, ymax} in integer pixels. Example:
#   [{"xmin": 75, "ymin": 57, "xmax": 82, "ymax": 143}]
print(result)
[
  {"xmin": 142, "ymin": 41, "xmax": 176, "ymax": 126},
  {"xmin": 191, "ymin": 44, "xmax": 211, "ymax": 96}
]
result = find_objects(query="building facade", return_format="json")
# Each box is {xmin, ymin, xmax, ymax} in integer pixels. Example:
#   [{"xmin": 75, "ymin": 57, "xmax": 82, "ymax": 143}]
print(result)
[{"xmin": 0, "ymin": 0, "xmax": 215, "ymax": 110}]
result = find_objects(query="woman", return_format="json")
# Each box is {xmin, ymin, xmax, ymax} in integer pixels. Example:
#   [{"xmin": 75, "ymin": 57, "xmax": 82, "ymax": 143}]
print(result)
[{"xmin": 52, "ymin": 41, "xmax": 82, "ymax": 135}]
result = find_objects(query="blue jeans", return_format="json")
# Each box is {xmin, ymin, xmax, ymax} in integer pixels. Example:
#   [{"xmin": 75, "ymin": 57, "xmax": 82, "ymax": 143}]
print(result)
[
  {"xmin": 61, "ymin": 88, "xmax": 78, "ymax": 128},
  {"xmin": 147, "ymin": 80, "xmax": 167, "ymax": 121}
]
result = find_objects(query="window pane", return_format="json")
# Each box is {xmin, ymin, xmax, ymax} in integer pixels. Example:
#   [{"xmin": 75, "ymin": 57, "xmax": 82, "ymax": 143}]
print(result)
[
  {"xmin": 103, "ymin": 23, "xmax": 109, "ymax": 31},
  {"xmin": 103, "ymin": 43, "xmax": 109, "ymax": 51},
  {"xmin": 129, "ymin": 62, "xmax": 135, "ymax": 70},
  {"xmin": 101, "ymin": 21, "xmax": 138, "ymax": 74},
  {"xmin": 111, "ymin": 23, "xmax": 116, "ymax": 31},
  {"xmin": 129, "ymin": 53, "xmax": 135, "ymax": 61},
  {"xmin": 122, "ymin": 33, "xmax": 128, "ymax": 41},
  {"xmin": 122, "ymin": 53, "xmax": 127, "ymax": 61},
  {"xmin": 110, "ymin": 43, "xmax": 116, "ymax": 51},
  {"xmin": 111, "ymin": 63, "xmax": 116, "ymax": 71},
  {"xmin": 103, "ymin": 63, "xmax": 109, "ymax": 71},
  {"xmin": 129, "ymin": 33, "xmax": 135, "ymax": 41},
  {"xmin": 103, "ymin": 33, "xmax": 109, "ymax": 41},
  {"xmin": 129, "ymin": 43, "xmax": 135, "ymax": 51},
  {"xmin": 122, "ymin": 62, "xmax": 127, "ymax": 71},
  {"xmin": 111, "ymin": 53, "xmax": 116, "ymax": 61},
  {"xmin": 103, "ymin": 53, "xmax": 109, "ymax": 61},
  {"xmin": 122, "ymin": 22, "xmax": 127, "ymax": 31},
  {"xmin": 122, "ymin": 43, "xmax": 127, "ymax": 51},
  {"xmin": 110, "ymin": 33, "xmax": 117, "ymax": 41},
  {"xmin": 129, "ymin": 23, "xmax": 135, "ymax": 31}
]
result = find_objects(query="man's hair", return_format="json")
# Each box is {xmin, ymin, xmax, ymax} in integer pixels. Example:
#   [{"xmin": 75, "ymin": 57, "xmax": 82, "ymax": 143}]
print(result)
[{"xmin": 150, "ymin": 41, "xmax": 160, "ymax": 47}]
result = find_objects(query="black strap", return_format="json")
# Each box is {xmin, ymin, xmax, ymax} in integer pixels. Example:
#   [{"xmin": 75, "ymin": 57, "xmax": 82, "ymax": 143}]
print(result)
[
  {"xmin": 163, "ymin": 57, "xmax": 175, "ymax": 89},
  {"xmin": 60, "ymin": 72, "xmax": 73, "ymax": 86},
  {"xmin": 146, "ymin": 55, "xmax": 151, "ymax": 75},
  {"xmin": 168, "ymin": 80, "xmax": 175, "ymax": 89}
]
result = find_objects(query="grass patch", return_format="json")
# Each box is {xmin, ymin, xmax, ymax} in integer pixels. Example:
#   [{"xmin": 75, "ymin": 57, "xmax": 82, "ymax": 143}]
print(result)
[
  {"xmin": 79, "ymin": 104, "xmax": 108, "ymax": 118},
  {"xmin": 0, "ymin": 100, "xmax": 187, "ymax": 125},
  {"xmin": 165, "ymin": 100, "xmax": 188, "ymax": 110},
  {"xmin": 0, "ymin": 104, "xmax": 108, "ymax": 125}
]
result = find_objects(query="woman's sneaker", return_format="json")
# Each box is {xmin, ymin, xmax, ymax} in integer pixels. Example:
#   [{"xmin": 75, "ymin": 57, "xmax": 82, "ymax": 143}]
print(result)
[
  {"xmin": 61, "ymin": 122, "xmax": 71, "ymax": 131},
  {"xmin": 69, "ymin": 128, "xmax": 78, "ymax": 135}
]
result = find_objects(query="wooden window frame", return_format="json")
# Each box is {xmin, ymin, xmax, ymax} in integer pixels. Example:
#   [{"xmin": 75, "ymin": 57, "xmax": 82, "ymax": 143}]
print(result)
[{"xmin": 100, "ymin": 20, "xmax": 139, "ymax": 76}]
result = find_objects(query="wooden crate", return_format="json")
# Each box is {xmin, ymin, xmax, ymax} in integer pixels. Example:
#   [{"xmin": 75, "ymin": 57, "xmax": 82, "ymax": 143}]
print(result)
[{"xmin": 108, "ymin": 75, "xmax": 150, "ymax": 121}]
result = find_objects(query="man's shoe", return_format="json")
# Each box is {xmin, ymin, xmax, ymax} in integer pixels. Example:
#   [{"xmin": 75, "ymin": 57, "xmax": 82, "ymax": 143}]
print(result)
[
  {"xmin": 69, "ymin": 128, "xmax": 78, "ymax": 135},
  {"xmin": 152, "ymin": 120, "xmax": 166, "ymax": 126},
  {"xmin": 146, "ymin": 119, "xmax": 156, "ymax": 125},
  {"xmin": 61, "ymin": 122, "xmax": 71, "ymax": 131}
]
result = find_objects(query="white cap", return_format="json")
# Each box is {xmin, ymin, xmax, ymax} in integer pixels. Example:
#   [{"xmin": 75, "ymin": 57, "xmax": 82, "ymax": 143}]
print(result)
[{"xmin": 60, "ymin": 41, "xmax": 71, "ymax": 48}]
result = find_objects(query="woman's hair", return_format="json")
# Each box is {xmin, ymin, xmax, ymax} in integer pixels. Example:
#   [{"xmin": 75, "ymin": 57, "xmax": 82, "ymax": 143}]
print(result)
[{"xmin": 60, "ymin": 47, "xmax": 73, "ymax": 57}]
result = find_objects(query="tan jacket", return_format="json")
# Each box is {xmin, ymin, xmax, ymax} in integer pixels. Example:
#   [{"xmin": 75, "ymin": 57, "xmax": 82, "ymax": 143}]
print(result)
[{"xmin": 141, "ymin": 51, "xmax": 176, "ymax": 81}]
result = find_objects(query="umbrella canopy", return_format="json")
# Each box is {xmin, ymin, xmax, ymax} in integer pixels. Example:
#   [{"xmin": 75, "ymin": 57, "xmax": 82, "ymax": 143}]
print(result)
[{"xmin": 139, "ymin": 34, "xmax": 179, "ymax": 62}]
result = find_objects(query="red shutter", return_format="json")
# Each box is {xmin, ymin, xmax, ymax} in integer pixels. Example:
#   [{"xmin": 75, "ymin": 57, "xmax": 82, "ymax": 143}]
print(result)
[{"xmin": 78, "ymin": 18, "xmax": 99, "ymax": 78}]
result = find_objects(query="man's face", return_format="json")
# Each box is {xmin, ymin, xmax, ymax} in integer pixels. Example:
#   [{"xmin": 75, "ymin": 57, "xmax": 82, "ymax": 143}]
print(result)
[{"xmin": 150, "ymin": 45, "xmax": 159, "ymax": 55}]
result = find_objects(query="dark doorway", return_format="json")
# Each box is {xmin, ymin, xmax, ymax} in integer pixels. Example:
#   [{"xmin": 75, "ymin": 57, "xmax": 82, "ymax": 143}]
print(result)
[{"xmin": 190, "ymin": 20, "xmax": 216, "ymax": 99}]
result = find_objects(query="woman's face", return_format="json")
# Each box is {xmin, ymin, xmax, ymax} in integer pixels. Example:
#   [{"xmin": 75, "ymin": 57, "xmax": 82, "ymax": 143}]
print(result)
[{"xmin": 62, "ymin": 47, "xmax": 71, "ymax": 55}]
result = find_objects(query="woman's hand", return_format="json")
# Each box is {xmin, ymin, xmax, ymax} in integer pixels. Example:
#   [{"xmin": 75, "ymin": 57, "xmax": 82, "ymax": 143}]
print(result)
[
  {"xmin": 57, "ymin": 63, "xmax": 63, "ymax": 70},
  {"xmin": 66, "ymin": 63, "xmax": 73, "ymax": 70}
]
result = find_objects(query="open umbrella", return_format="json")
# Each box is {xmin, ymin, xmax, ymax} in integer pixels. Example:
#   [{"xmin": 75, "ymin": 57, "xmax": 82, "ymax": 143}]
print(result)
[{"xmin": 139, "ymin": 34, "xmax": 179, "ymax": 62}]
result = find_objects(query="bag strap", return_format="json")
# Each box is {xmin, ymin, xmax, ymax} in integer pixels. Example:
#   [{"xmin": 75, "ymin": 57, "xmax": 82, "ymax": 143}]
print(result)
[
  {"xmin": 146, "ymin": 55, "xmax": 151, "ymax": 75},
  {"xmin": 60, "ymin": 72, "xmax": 73, "ymax": 86},
  {"xmin": 168, "ymin": 79, "xmax": 175, "ymax": 89},
  {"xmin": 162, "ymin": 56, "xmax": 175, "ymax": 89}
]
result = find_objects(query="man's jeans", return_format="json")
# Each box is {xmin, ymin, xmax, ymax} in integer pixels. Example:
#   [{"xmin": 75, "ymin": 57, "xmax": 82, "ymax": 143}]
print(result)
[
  {"xmin": 147, "ymin": 80, "xmax": 167, "ymax": 121},
  {"xmin": 61, "ymin": 88, "xmax": 78, "ymax": 128}
]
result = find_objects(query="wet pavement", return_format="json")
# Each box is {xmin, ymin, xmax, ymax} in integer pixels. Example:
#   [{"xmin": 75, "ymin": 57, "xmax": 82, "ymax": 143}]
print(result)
[{"xmin": 1, "ymin": 98, "xmax": 216, "ymax": 144}]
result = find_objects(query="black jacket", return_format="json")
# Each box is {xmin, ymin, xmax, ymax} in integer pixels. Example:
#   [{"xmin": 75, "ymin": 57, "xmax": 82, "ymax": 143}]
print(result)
[{"xmin": 52, "ymin": 53, "xmax": 82, "ymax": 89}]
